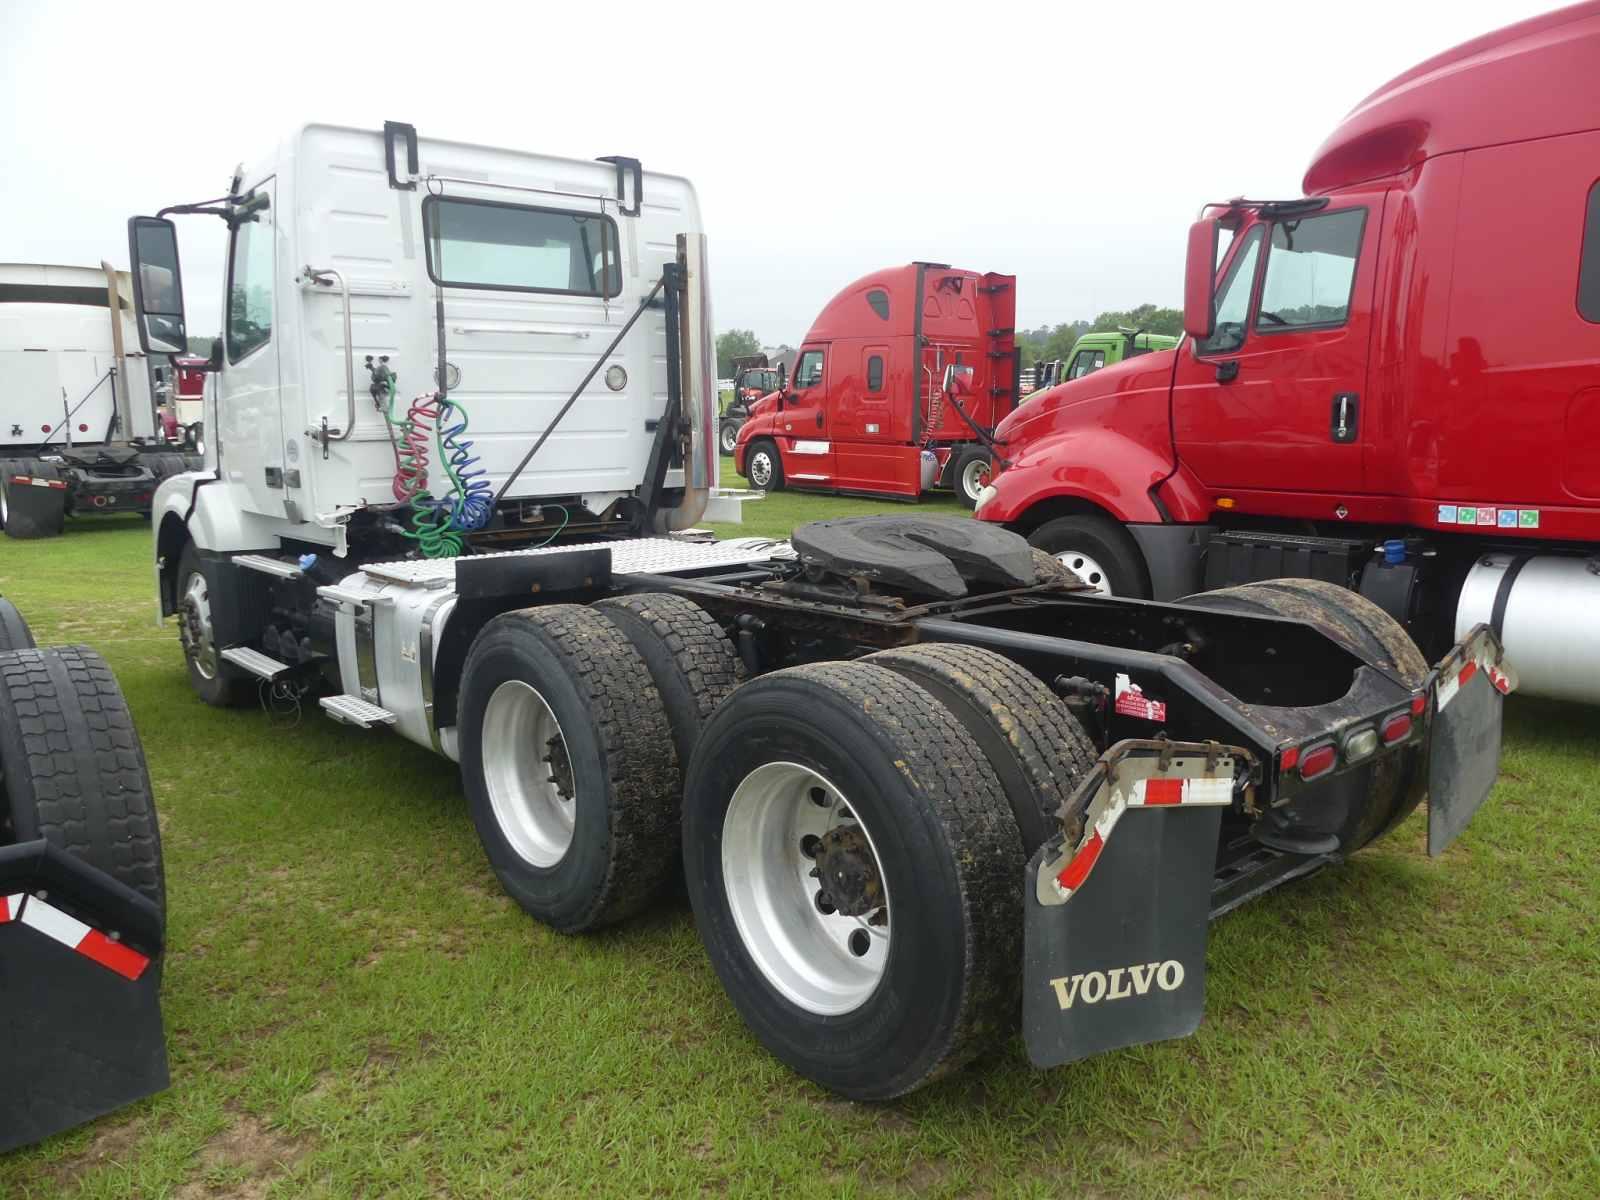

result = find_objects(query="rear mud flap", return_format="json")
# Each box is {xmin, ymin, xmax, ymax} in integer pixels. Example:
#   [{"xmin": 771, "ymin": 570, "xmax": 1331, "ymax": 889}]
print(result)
[
  {"xmin": 0, "ymin": 840, "xmax": 168, "ymax": 1152},
  {"xmin": 1427, "ymin": 631, "xmax": 1513, "ymax": 856},
  {"xmin": 1023, "ymin": 804, "xmax": 1223, "ymax": 1069}
]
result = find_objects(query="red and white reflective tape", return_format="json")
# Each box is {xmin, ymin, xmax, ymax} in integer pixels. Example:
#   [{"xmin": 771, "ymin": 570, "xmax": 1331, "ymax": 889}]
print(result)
[
  {"xmin": 1436, "ymin": 638, "xmax": 1517, "ymax": 712},
  {"xmin": 1052, "ymin": 773, "xmax": 1233, "ymax": 901},
  {"xmin": 2, "ymin": 893, "xmax": 151, "ymax": 980},
  {"xmin": 9, "ymin": 475, "xmax": 69, "ymax": 490}
]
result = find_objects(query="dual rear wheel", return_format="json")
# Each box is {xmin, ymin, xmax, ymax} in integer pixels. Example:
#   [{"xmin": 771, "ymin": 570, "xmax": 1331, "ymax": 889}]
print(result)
[{"xmin": 456, "ymin": 592, "xmax": 1095, "ymax": 1098}]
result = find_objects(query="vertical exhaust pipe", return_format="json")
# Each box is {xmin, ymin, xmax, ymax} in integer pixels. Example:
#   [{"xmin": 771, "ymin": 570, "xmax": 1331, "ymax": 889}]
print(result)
[
  {"xmin": 101, "ymin": 261, "xmax": 132, "ymax": 443},
  {"xmin": 653, "ymin": 233, "xmax": 714, "ymax": 532}
]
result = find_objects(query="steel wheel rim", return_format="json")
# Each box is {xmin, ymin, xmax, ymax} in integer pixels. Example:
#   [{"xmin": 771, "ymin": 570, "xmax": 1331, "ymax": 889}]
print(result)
[
  {"xmin": 721, "ymin": 761, "xmax": 891, "ymax": 1015},
  {"xmin": 749, "ymin": 451, "xmax": 774, "ymax": 488},
  {"xmin": 720, "ymin": 425, "xmax": 739, "ymax": 454},
  {"xmin": 960, "ymin": 457, "xmax": 990, "ymax": 500},
  {"xmin": 180, "ymin": 571, "xmax": 219, "ymax": 679},
  {"xmin": 1053, "ymin": 550, "xmax": 1113, "ymax": 597},
  {"xmin": 482, "ymin": 679, "xmax": 576, "ymax": 868}
]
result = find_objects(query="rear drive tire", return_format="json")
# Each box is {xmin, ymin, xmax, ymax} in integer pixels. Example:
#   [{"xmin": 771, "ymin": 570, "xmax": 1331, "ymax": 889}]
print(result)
[
  {"xmin": 594, "ymin": 593, "xmax": 743, "ymax": 786},
  {"xmin": 866, "ymin": 644, "xmax": 1098, "ymax": 852},
  {"xmin": 745, "ymin": 439, "xmax": 784, "ymax": 491},
  {"xmin": 1179, "ymin": 578, "xmax": 1429, "ymax": 850},
  {"xmin": 0, "ymin": 598, "xmax": 36, "ymax": 652},
  {"xmin": 1180, "ymin": 578, "xmax": 1427, "ymax": 686},
  {"xmin": 683, "ymin": 661, "xmax": 1023, "ymax": 1100},
  {"xmin": 1026, "ymin": 514, "xmax": 1147, "ymax": 598},
  {"xmin": 952, "ymin": 445, "xmax": 993, "ymax": 508},
  {"xmin": 175, "ymin": 543, "xmax": 251, "ymax": 707},
  {"xmin": 0, "ymin": 645, "xmax": 165, "ymax": 912},
  {"xmin": 458, "ymin": 605, "xmax": 679, "ymax": 932},
  {"xmin": 1, "ymin": 461, "xmax": 66, "ymax": 540}
]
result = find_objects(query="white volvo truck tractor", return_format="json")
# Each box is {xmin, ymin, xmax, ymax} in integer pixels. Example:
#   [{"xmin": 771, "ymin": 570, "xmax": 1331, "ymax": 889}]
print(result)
[{"xmin": 133, "ymin": 122, "xmax": 1517, "ymax": 1101}]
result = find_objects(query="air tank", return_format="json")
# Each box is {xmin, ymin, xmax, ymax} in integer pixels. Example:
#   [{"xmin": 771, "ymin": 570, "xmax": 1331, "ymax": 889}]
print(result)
[{"xmin": 1455, "ymin": 553, "xmax": 1600, "ymax": 704}]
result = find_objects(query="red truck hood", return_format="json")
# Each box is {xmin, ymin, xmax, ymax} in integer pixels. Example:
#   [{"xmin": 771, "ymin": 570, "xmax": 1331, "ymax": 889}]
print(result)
[{"xmin": 995, "ymin": 347, "xmax": 1179, "ymax": 449}]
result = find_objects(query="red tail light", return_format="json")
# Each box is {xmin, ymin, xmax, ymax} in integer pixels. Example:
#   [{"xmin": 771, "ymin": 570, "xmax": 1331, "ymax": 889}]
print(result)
[
  {"xmin": 1380, "ymin": 711, "xmax": 1413, "ymax": 745},
  {"xmin": 1409, "ymin": 694, "xmax": 1427, "ymax": 716},
  {"xmin": 1299, "ymin": 742, "xmax": 1338, "ymax": 781},
  {"xmin": 1278, "ymin": 745, "xmax": 1300, "ymax": 774}
]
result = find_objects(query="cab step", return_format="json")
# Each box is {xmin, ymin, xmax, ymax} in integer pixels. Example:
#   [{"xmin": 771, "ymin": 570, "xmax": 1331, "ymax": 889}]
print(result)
[
  {"xmin": 319, "ymin": 694, "xmax": 396, "ymax": 728},
  {"xmin": 219, "ymin": 646, "xmax": 291, "ymax": 680},
  {"xmin": 1209, "ymin": 837, "xmax": 1331, "ymax": 918},
  {"xmin": 232, "ymin": 554, "xmax": 304, "ymax": 579}
]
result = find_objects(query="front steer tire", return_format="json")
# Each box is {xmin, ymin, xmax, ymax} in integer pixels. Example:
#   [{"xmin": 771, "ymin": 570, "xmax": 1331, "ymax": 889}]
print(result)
[
  {"xmin": 175, "ymin": 543, "xmax": 252, "ymax": 708},
  {"xmin": 0, "ymin": 645, "xmax": 165, "ymax": 912},
  {"xmin": 458, "ymin": 605, "xmax": 679, "ymax": 933},
  {"xmin": 682, "ymin": 661, "xmax": 1024, "ymax": 1100}
]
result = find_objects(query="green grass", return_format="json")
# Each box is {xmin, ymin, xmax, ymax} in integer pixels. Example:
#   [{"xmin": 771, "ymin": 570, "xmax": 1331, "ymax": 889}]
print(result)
[{"xmin": 1, "ymin": 507, "xmax": 1597, "ymax": 1198}]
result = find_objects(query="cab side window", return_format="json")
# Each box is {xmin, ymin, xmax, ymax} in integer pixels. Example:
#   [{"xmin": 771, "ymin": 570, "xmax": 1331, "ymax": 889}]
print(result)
[
  {"xmin": 795, "ymin": 350, "xmax": 824, "ymax": 388},
  {"xmin": 1255, "ymin": 208, "xmax": 1366, "ymax": 331},
  {"xmin": 226, "ymin": 200, "xmax": 274, "ymax": 363},
  {"xmin": 1195, "ymin": 226, "xmax": 1264, "ymax": 355},
  {"xmin": 866, "ymin": 354, "xmax": 884, "ymax": 392},
  {"xmin": 1069, "ymin": 350, "xmax": 1105, "ymax": 379},
  {"xmin": 1580, "ymin": 180, "xmax": 1600, "ymax": 323}
]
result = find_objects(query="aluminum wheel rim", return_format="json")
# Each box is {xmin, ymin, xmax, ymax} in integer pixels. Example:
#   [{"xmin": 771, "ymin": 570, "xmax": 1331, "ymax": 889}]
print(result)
[
  {"xmin": 749, "ymin": 450, "xmax": 774, "ymax": 488},
  {"xmin": 482, "ymin": 679, "xmax": 576, "ymax": 868},
  {"xmin": 722, "ymin": 762, "xmax": 891, "ymax": 1015},
  {"xmin": 960, "ymin": 457, "xmax": 991, "ymax": 500},
  {"xmin": 720, "ymin": 425, "xmax": 739, "ymax": 454},
  {"xmin": 1054, "ymin": 550, "xmax": 1114, "ymax": 597},
  {"xmin": 180, "ymin": 570, "xmax": 219, "ymax": 679}
]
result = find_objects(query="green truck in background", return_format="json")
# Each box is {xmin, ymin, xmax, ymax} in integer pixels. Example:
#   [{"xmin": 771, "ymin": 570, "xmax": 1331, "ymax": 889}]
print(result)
[{"xmin": 1028, "ymin": 329, "xmax": 1179, "ymax": 394}]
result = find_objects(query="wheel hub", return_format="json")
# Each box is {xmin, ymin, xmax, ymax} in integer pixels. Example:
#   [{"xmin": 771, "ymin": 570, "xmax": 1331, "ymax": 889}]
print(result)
[
  {"xmin": 178, "ymin": 573, "xmax": 219, "ymax": 679},
  {"xmin": 812, "ymin": 825, "xmax": 883, "ymax": 917}
]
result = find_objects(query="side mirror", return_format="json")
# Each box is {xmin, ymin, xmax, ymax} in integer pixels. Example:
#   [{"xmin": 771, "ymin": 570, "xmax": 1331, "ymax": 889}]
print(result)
[
  {"xmin": 207, "ymin": 339, "xmax": 224, "ymax": 371},
  {"xmin": 127, "ymin": 217, "xmax": 188, "ymax": 354},
  {"xmin": 1183, "ymin": 218, "xmax": 1218, "ymax": 340}
]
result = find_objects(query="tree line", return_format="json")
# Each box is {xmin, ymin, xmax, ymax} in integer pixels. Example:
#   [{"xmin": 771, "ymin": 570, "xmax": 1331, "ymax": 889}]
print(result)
[{"xmin": 717, "ymin": 303, "xmax": 1182, "ymax": 377}]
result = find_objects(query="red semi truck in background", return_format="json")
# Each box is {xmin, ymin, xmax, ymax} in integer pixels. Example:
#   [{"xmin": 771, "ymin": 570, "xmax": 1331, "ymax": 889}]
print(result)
[
  {"xmin": 733, "ymin": 262, "xmax": 1019, "ymax": 505},
  {"xmin": 977, "ymin": 2, "xmax": 1600, "ymax": 706}
]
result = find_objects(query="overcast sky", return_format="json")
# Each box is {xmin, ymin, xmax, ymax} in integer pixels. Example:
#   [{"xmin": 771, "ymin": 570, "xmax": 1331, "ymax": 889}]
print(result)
[{"xmin": 2, "ymin": 0, "xmax": 1557, "ymax": 344}]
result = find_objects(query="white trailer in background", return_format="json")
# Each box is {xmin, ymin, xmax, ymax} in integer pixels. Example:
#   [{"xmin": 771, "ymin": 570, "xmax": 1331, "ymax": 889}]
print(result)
[{"xmin": 0, "ymin": 263, "xmax": 198, "ymax": 537}]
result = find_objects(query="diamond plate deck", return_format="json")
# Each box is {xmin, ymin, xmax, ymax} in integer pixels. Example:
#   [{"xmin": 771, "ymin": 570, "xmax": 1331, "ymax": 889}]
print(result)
[
  {"xmin": 219, "ymin": 646, "xmax": 291, "ymax": 679},
  {"xmin": 360, "ymin": 537, "xmax": 787, "ymax": 588}
]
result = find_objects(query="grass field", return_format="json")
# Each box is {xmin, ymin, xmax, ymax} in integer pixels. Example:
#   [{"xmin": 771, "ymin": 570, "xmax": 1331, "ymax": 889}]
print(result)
[{"xmin": 1, "ymin": 480, "xmax": 1597, "ymax": 1198}]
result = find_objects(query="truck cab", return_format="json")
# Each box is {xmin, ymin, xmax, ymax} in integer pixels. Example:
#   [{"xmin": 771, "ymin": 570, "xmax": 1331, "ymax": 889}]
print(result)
[
  {"xmin": 1031, "ymin": 330, "xmax": 1180, "ymax": 393},
  {"xmin": 977, "ymin": 2, "xmax": 1600, "ymax": 702},
  {"xmin": 732, "ymin": 262, "xmax": 1018, "ymax": 505}
]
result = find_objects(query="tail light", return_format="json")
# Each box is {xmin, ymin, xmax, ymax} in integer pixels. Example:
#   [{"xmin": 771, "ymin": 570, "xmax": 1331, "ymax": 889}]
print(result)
[
  {"xmin": 1380, "ymin": 711, "xmax": 1413, "ymax": 745},
  {"xmin": 1409, "ymin": 694, "xmax": 1427, "ymax": 716},
  {"xmin": 1298, "ymin": 742, "xmax": 1338, "ymax": 781}
]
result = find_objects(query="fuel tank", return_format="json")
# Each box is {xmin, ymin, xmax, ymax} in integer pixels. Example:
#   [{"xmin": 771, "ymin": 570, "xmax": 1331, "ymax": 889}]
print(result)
[{"xmin": 1455, "ymin": 553, "xmax": 1600, "ymax": 703}]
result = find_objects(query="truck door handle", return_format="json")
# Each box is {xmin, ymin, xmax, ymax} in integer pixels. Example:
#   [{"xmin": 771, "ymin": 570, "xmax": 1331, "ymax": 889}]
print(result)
[
  {"xmin": 1331, "ymin": 393, "xmax": 1359, "ymax": 443},
  {"xmin": 815, "ymin": 412, "xmax": 823, "ymax": 428},
  {"xmin": 1215, "ymin": 360, "xmax": 1239, "ymax": 383}
]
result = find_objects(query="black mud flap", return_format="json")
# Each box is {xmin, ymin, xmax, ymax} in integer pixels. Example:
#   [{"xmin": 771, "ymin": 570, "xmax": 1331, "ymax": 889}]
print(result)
[
  {"xmin": 1023, "ymin": 804, "xmax": 1223, "ymax": 1069},
  {"xmin": 1427, "ymin": 630, "xmax": 1513, "ymax": 856},
  {"xmin": 0, "ymin": 840, "xmax": 168, "ymax": 1153}
]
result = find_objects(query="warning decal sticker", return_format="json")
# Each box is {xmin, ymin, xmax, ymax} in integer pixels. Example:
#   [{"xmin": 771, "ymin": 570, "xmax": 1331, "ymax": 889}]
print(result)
[
  {"xmin": 1436, "ymin": 504, "xmax": 1540, "ymax": 529},
  {"xmin": 1113, "ymin": 673, "xmax": 1167, "ymax": 723}
]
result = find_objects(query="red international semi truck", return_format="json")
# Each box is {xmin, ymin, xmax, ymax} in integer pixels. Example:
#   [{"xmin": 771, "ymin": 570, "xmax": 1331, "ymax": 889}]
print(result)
[
  {"xmin": 732, "ymin": 262, "xmax": 1018, "ymax": 505},
  {"xmin": 976, "ymin": 1, "xmax": 1600, "ymax": 706}
]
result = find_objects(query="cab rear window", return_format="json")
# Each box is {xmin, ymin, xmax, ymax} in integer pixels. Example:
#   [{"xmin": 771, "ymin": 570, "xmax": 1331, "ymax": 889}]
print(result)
[{"xmin": 423, "ymin": 196, "xmax": 620, "ymax": 297}]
